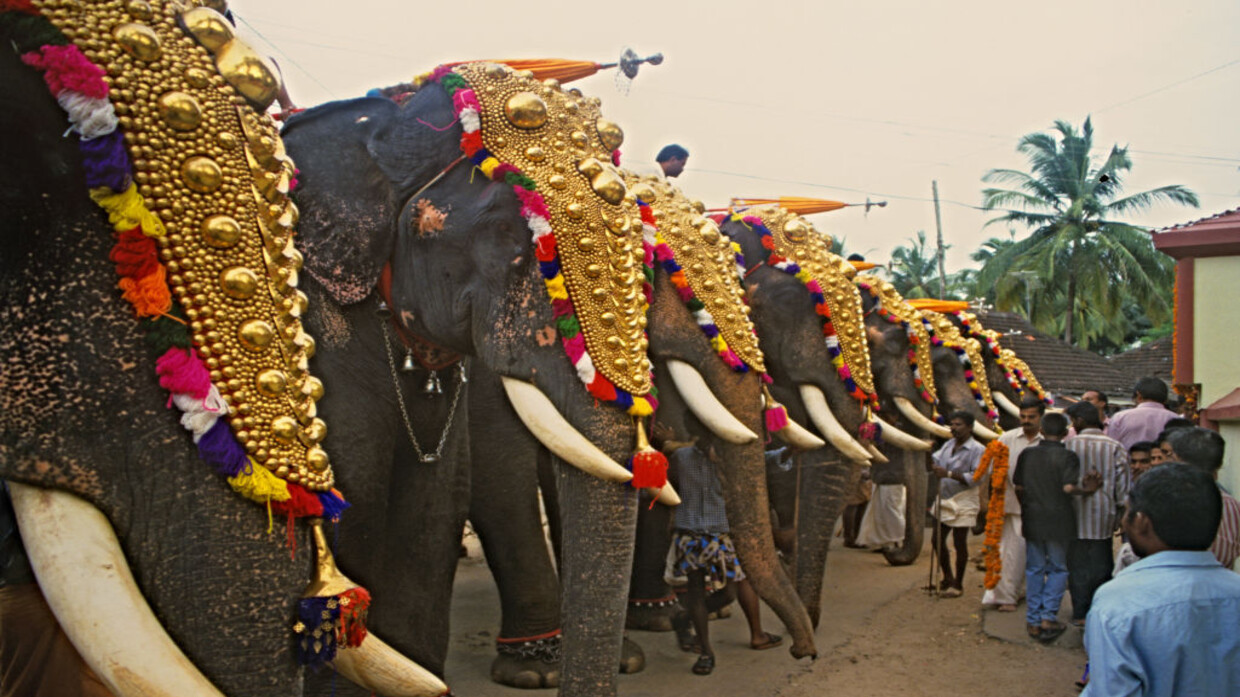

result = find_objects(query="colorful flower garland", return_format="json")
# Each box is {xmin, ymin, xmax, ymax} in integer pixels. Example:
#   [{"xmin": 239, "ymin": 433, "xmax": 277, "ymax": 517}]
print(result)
[
  {"xmin": 423, "ymin": 64, "xmax": 657, "ymax": 418},
  {"xmin": 858, "ymin": 281, "xmax": 936, "ymax": 405},
  {"xmin": 734, "ymin": 213, "xmax": 877, "ymax": 408},
  {"xmin": 649, "ymin": 206, "xmax": 749, "ymax": 374},
  {"xmin": 972, "ymin": 440, "xmax": 1010, "ymax": 590},
  {"xmin": 7, "ymin": 0, "xmax": 364, "ymax": 666}
]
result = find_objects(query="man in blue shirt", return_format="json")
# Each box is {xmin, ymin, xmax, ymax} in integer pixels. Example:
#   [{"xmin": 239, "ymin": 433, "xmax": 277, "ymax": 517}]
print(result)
[{"xmin": 1083, "ymin": 463, "xmax": 1240, "ymax": 696}]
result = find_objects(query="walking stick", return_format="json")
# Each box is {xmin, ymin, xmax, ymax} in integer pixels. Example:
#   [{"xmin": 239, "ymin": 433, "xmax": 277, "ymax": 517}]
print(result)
[{"xmin": 927, "ymin": 473, "xmax": 942, "ymax": 597}]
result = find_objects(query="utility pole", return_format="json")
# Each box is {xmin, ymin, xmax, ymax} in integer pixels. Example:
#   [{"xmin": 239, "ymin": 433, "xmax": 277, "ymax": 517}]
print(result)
[{"xmin": 932, "ymin": 180, "xmax": 947, "ymax": 299}]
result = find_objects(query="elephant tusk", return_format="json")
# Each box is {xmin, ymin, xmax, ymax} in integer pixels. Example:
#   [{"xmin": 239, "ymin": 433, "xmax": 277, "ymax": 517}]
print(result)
[
  {"xmin": 333, "ymin": 634, "xmax": 450, "ymax": 697},
  {"xmin": 973, "ymin": 421, "xmax": 1001, "ymax": 442},
  {"xmin": 994, "ymin": 392, "xmax": 1022, "ymax": 418},
  {"xmin": 893, "ymin": 396, "xmax": 953, "ymax": 439},
  {"xmin": 777, "ymin": 416, "xmax": 827, "ymax": 450},
  {"xmin": 870, "ymin": 414, "xmax": 934, "ymax": 452},
  {"xmin": 666, "ymin": 360, "xmax": 759, "ymax": 444},
  {"xmin": 9, "ymin": 482, "xmax": 227, "ymax": 697},
  {"xmin": 863, "ymin": 442, "xmax": 889, "ymax": 464},
  {"xmin": 501, "ymin": 377, "xmax": 635, "ymax": 483},
  {"xmin": 798, "ymin": 384, "xmax": 872, "ymax": 464},
  {"xmin": 650, "ymin": 483, "xmax": 682, "ymax": 506}
]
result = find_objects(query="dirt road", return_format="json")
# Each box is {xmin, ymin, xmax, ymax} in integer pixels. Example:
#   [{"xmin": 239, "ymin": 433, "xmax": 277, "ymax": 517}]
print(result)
[{"xmin": 445, "ymin": 535, "xmax": 1087, "ymax": 696}]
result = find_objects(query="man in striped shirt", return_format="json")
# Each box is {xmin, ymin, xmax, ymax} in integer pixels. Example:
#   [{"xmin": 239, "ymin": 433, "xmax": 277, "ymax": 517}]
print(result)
[
  {"xmin": 1167, "ymin": 427, "xmax": 1239, "ymax": 570},
  {"xmin": 1065, "ymin": 402, "xmax": 1131, "ymax": 625}
]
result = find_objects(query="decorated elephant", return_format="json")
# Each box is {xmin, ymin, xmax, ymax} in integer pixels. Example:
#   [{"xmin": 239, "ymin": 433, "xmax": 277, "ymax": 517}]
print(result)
[
  {"xmin": 919, "ymin": 309, "xmax": 1003, "ymax": 440},
  {"xmin": 284, "ymin": 61, "xmax": 696, "ymax": 697},
  {"xmin": 952, "ymin": 311, "xmax": 1054, "ymax": 428},
  {"xmin": 719, "ymin": 204, "xmax": 933, "ymax": 625},
  {"xmin": 854, "ymin": 276, "xmax": 953, "ymax": 566},
  {"xmin": 461, "ymin": 172, "xmax": 822, "ymax": 688},
  {"xmin": 0, "ymin": 2, "xmax": 440, "ymax": 696}
]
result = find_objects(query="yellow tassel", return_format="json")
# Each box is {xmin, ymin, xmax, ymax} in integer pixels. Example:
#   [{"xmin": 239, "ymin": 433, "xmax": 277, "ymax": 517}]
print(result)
[
  {"xmin": 88, "ymin": 184, "xmax": 165, "ymax": 237},
  {"xmin": 629, "ymin": 397, "xmax": 654, "ymax": 417},
  {"xmin": 545, "ymin": 274, "xmax": 569, "ymax": 300},
  {"xmin": 478, "ymin": 157, "xmax": 500, "ymax": 178},
  {"xmin": 228, "ymin": 461, "xmax": 292, "ymax": 508}
]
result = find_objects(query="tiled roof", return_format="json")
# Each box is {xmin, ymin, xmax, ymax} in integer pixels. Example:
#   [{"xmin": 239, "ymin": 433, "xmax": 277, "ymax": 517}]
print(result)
[
  {"xmin": 974, "ymin": 310, "xmax": 1133, "ymax": 401},
  {"xmin": 1153, "ymin": 207, "xmax": 1240, "ymax": 234},
  {"xmin": 1108, "ymin": 336, "xmax": 1173, "ymax": 386}
]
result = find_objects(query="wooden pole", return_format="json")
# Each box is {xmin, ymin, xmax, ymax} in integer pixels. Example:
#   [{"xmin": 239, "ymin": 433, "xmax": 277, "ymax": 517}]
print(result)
[{"xmin": 932, "ymin": 180, "xmax": 947, "ymax": 299}]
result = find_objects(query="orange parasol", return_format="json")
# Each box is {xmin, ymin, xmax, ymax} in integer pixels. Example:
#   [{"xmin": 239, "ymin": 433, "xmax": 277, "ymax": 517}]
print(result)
[
  {"xmin": 443, "ymin": 52, "xmax": 664, "ymax": 85},
  {"xmin": 905, "ymin": 299, "xmax": 971, "ymax": 313},
  {"xmin": 730, "ymin": 197, "xmax": 849, "ymax": 215}
]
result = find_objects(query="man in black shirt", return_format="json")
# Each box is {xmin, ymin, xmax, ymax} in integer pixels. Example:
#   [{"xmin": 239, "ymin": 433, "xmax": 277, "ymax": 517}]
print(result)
[{"xmin": 1013, "ymin": 413, "xmax": 1100, "ymax": 641}]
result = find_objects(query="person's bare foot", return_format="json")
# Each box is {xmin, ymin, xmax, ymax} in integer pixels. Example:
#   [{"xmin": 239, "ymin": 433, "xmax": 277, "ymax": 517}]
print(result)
[{"xmin": 998, "ymin": 604, "xmax": 1018, "ymax": 612}]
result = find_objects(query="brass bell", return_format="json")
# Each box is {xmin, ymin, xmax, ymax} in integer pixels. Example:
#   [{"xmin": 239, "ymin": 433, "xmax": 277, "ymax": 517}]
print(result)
[
  {"xmin": 376, "ymin": 300, "xmax": 392, "ymax": 319},
  {"xmin": 401, "ymin": 351, "xmax": 416, "ymax": 373},
  {"xmin": 423, "ymin": 370, "xmax": 443, "ymax": 396}
]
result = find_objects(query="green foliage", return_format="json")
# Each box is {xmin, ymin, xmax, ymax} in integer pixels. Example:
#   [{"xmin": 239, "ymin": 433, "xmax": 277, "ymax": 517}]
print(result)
[
  {"xmin": 887, "ymin": 231, "xmax": 966, "ymax": 300},
  {"xmin": 977, "ymin": 117, "xmax": 1198, "ymax": 350}
]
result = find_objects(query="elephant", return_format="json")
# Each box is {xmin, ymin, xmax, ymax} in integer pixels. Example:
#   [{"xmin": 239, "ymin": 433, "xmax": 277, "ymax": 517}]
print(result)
[
  {"xmin": 718, "ymin": 206, "xmax": 933, "ymax": 625},
  {"xmin": 461, "ymin": 173, "xmax": 822, "ymax": 688},
  {"xmin": 950, "ymin": 311, "xmax": 1051, "ymax": 429},
  {"xmin": 853, "ymin": 276, "xmax": 954, "ymax": 566},
  {"xmin": 0, "ymin": 3, "xmax": 439, "ymax": 696},
  {"xmin": 283, "ymin": 62, "xmax": 682, "ymax": 697}
]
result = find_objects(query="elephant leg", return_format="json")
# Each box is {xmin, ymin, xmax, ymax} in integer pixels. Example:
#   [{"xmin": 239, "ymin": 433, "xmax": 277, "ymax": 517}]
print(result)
[
  {"xmin": 468, "ymin": 368, "xmax": 564, "ymax": 689},
  {"xmin": 625, "ymin": 492, "xmax": 677, "ymax": 632},
  {"xmin": 552, "ymin": 459, "xmax": 637, "ymax": 697},
  {"xmin": 793, "ymin": 452, "xmax": 860, "ymax": 628},
  {"xmin": 883, "ymin": 450, "xmax": 928, "ymax": 566}
]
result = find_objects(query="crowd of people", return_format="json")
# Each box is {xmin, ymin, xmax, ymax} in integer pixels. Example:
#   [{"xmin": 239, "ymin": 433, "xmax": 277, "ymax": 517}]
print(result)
[{"xmin": 854, "ymin": 375, "xmax": 1240, "ymax": 695}]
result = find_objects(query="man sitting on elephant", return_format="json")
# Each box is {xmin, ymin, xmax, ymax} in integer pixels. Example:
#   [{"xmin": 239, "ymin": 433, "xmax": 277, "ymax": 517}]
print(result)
[{"xmin": 930, "ymin": 411, "xmax": 986, "ymax": 598}]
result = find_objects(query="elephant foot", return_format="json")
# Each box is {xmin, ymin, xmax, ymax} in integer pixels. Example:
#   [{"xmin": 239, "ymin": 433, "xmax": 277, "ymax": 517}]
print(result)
[
  {"xmin": 492, "ymin": 632, "xmax": 562, "ymax": 689},
  {"xmin": 625, "ymin": 595, "xmax": 678, "ymax": 632},
  {"xmin": 882, "ymin": 542, "xmax": 921, "ymax": 566},
  {"xmin": 619, "ymin": 635, "xmax": 646, "ymax": 674}
]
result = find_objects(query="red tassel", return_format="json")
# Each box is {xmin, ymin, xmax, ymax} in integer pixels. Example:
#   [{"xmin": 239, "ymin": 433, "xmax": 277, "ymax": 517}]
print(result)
[
  {"xmin": 629, "ymin": 450, "xmax": 668, "ymax": 488},
  {"xmin": 765, "ymin": 404, "xmax": 788, "ymax": 433},
  {"xmin": 272, "ymin": 483, "xmax": 325, "ymax": 519},
  {"xmin": 337, "ymin": 587, "xmax": 371, "ymax": 648},
  {"xmin": 858, "ymin": 421, "xmax": 880, "ymax": 443}
]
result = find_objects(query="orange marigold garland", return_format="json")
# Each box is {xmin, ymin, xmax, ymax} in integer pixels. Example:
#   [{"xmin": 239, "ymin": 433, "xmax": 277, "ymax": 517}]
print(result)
[{"xmin": 974, "ymin": 440, "xmax": 1009, "ymax": 590}]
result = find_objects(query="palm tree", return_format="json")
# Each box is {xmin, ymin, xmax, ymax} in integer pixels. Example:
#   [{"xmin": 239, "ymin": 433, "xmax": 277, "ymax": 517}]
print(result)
[
  {"xmin": 977, "ymin": 117, "xmax": 1198, "ymax": 348},
  {"xmin": 887, "ymin": 231, "xmax": 945, "ymax": 299}
]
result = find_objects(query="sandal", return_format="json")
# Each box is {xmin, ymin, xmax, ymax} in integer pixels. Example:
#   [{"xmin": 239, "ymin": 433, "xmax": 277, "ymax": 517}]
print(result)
[
  {"xmin": 692, "ymin": 653, "xmax": 715, "ymax": 675},
  {"xmin": 750, "ymin": 632, "xmax": 783, "ymax": 651},
  {"xmin": 940, "ymin": 587, "xmax": 963, "ymax": 598},
  {"xmin": 1027, "ymin": 624, "xmax": 1043, "ymax": 639}
]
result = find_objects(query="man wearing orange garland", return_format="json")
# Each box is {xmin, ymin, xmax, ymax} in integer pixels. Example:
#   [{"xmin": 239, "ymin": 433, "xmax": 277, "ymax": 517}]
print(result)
[{"xmin": 981, "ymin": 397, "xmax": 1046, "ymax": 611}]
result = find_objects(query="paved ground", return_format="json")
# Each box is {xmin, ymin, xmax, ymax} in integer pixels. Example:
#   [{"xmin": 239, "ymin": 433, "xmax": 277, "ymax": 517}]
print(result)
[{"xmin": 444, "ymin": 532, "xmax": 1088, "ymax": 696}]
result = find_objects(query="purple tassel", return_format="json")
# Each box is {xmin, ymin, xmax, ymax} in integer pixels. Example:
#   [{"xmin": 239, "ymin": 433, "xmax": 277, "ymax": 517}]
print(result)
[
  {"xmin": 295, "ymin": 596, "xmax": 340, "ymax": 667},
  {"xmin": 317, "ymin": 491, "xmax": 351, "ymax": 521},
  {"xmin": 79, "ymin": 130, "xmax": 131, "ymax": 191},
  {"xmin": 196, "ymin": 420, "xmax": 251, "ymax": 476}
]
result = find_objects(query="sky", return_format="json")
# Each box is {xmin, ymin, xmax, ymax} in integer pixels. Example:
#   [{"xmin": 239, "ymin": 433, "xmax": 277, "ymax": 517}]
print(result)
[{"xmin": 236, "ymin": 0, "xmax": 1240, "ymax": 275}]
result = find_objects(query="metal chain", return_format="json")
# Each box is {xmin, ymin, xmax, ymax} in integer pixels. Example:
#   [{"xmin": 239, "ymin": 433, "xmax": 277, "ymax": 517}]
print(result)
[{"xmin": 379, "ymin": 320, "xmax": 465, "ymax": 464}]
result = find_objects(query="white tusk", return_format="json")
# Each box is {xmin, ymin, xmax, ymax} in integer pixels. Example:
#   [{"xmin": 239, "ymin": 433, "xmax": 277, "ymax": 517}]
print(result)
[
  {"xmin": 973, "ymin": 421, "xmax": 1001, "ymax": 441},
  {"xmin": 994, "ymin": 392, "xmax": 1022, "ymax": 418},
  {"xmin": 650, "ymin": 483, "xmax": 682, "ymax": 506},
  {"xmin": 666, "ymin": 360, "xmax": 758, "ymax": 444},
  {"xmin": 333, "ymin": 634, "xmax": 449, "ymax": 697},
  {"xmin": 9, "ymin": 482, "xmax": 227, "ymax": 697},
  {"xmin": 863, "ymin": 442, "xmax": 889, "ymax": 464},
  {"xmin": 894, "ymin": 396, "xmax": 953, "ymax": 439},
  {"xmin": 501, "ymin": 377, "xmax": 634, "ymax": 483},
  {"xmin": 777, "ymin": 416, "xmax": 827, "ymax": 450},
  {"xmin": 870, "ymin": 414, "xmax": 934, "ymax": 452},
  {"xmin": 798, "ymin": 384, "xmax": 872, "ymax": 464}
]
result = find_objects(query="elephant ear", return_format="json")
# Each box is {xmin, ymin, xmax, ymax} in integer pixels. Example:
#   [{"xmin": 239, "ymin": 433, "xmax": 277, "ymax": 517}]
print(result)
[{"xmin": 283, "ymin": 98, "xmax": 400, "ymax": 306}]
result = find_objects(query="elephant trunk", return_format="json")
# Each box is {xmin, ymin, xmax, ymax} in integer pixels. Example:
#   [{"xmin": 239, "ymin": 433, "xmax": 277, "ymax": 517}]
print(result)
[
  {"xmin": 791, "ymin": 450, "xmax": 860, "ymax": 628},
  {"xmin": 716, "ymin": 438, "xmax": 818, "ymax": 659},
  {"xmin": 553, "ymin": 460, "xmax": 637, "ymax": 697},
  {"xmin": 880, "ymin": 448, "xmax": 929, "ymax": 566}
]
